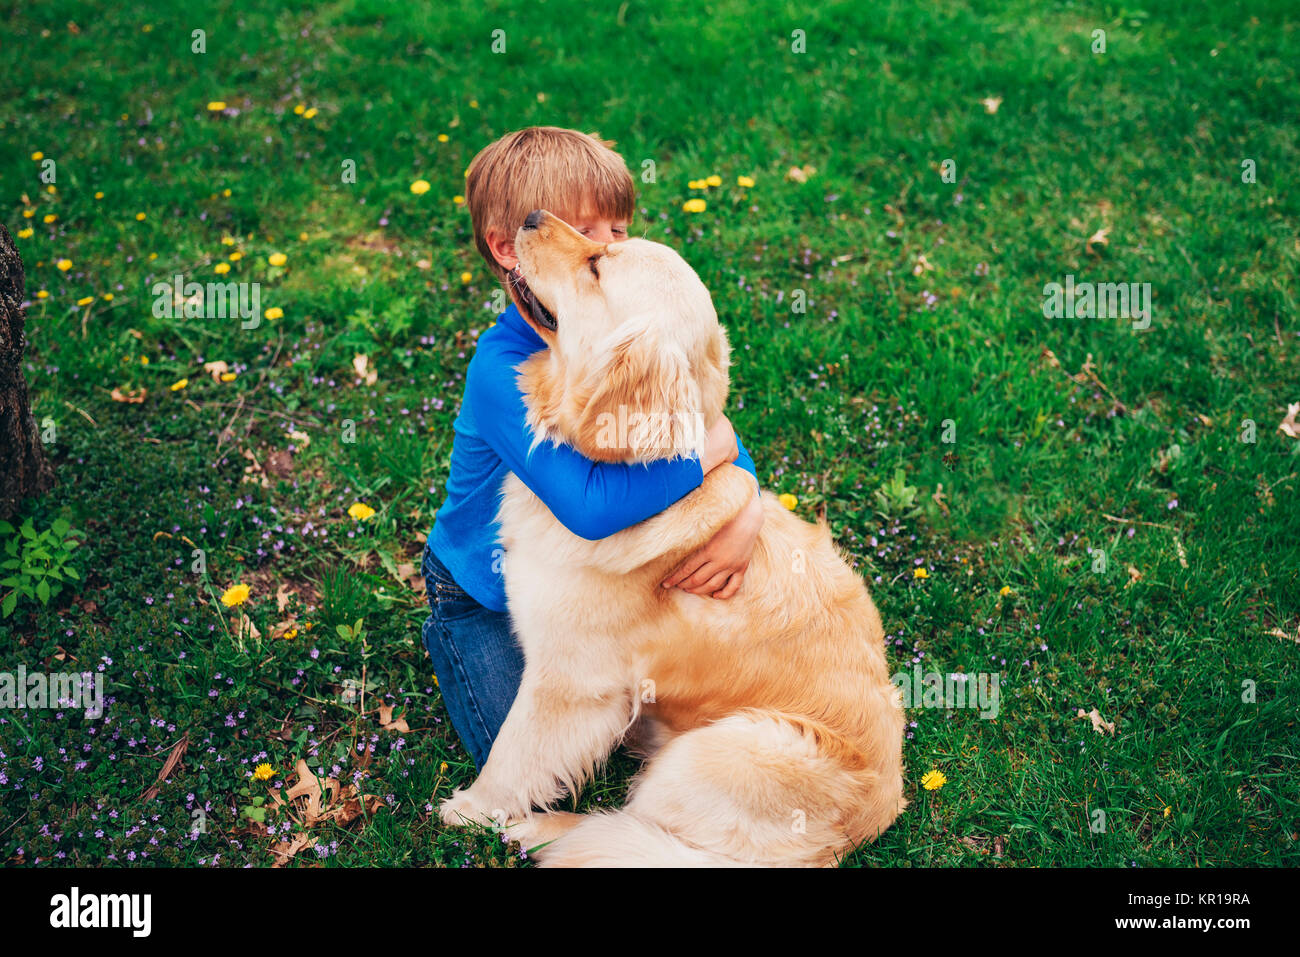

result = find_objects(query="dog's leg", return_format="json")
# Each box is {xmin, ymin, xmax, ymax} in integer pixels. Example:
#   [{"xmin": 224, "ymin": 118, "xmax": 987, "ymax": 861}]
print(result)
[
  {"xmin": 439, "ymin": 668, "xmax": 631, "ymax": 826},
  {"xmin": 508, "ymin": 810, "xmax": 584, "ymax": 852},
  {"xmin": 536, "ymin": 710, "xmax": 903, "ymax": 867}
]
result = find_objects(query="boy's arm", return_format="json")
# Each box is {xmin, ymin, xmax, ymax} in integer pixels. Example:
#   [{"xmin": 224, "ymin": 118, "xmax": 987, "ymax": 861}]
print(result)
[
  {"xmin": 733, "ymin": 435, "xmax": 759, "ymax": 489},
  {"xmin": 472, "ymin": 361, "xmax": 755, "ymax": 539}
]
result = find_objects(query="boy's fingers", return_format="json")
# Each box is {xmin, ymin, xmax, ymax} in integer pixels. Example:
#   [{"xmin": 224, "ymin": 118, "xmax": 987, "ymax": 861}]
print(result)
[
  {"xmin": 713, "ymin": 572, "xmax": 743, "ymax": 599},
  {"xmin": 662, "ymin": 553, "xmax": 707, "ymax": 588},
  {"xmin": 683, "ymin": 562, "xmax": 723, "ymax": 591},
  {"xmin": 689, "ymin": 570, "xmax": 732, "ymax": 596}
]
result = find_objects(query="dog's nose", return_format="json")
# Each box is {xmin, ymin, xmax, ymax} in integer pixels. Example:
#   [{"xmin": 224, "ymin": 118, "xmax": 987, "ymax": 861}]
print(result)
[{"xmin": 522, "ymin": 209, "xmax": 544, "ymax": 230}]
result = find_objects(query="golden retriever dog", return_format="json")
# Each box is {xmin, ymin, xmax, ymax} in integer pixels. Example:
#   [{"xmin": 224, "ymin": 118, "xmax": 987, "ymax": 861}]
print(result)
[{"xmin": 438, "ymin": 210, "xmax": 906, "ymax": 866}]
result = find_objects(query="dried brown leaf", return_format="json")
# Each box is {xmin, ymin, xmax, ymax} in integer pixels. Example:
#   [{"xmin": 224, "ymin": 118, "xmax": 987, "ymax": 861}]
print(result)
[
  {"xmin": 1278, "ymin": 402, "xmax": 1300, "ymax": 439},
  {"xmin": 353, "ymin": 353, "xmax": 378, "ymax": 386},
  {"xmin": 270, "ymin": 831, "xmax": 316, "ymax": 868},
  {"xmin": 110, "ymin": 386, "xmax": 147, "ymax": 404},
  {"xmin": 378, "ymin": 704, "xmax": 410, "ymax": 733},
  {"xmin": 142, "ymin": 733, "xmax": 189, "ymax": 802},
  {"xmin": 1077, "ymin": 707, "xmax": 1116, "ymax": 735}
]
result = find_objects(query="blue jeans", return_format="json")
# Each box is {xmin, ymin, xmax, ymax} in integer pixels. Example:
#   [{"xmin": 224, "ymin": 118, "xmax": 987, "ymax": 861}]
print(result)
[{"xmin": 420, "ymin": 544, "xmax": 525, "ymax": 770}]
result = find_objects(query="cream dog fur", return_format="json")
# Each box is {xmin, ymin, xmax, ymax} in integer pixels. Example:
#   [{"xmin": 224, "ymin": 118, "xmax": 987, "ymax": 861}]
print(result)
[{"xmin": 438, "ymin": 210, "xmax": 906, "ymax": 866}]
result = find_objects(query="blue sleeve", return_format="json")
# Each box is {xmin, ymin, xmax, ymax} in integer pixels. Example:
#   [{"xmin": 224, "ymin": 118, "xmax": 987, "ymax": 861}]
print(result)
[
  {"xmin": 470, "ymin": 359, "xmax": 706, "ymax": 540},
  {"xmin": 734, "ymin": 436, "xmax": 759, "ymax": 487}
]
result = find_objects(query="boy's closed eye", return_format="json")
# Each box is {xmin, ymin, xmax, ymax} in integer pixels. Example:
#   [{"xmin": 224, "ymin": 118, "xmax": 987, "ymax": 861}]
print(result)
[{"xmin": 572, "ymin": 220, "xmax": 629, "ymax": 243}]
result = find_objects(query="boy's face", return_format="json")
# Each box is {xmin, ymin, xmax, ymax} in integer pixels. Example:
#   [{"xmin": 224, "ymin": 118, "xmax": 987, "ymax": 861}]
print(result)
[{"xmin": 488, "ymin": 211, "xmax": 628, "ymax": 273}]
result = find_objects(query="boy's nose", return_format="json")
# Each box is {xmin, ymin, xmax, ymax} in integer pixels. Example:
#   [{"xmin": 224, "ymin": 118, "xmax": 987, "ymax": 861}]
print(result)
[{"xmin": 522, "ymin": 209, "xmax": 544, "ymax": 230}]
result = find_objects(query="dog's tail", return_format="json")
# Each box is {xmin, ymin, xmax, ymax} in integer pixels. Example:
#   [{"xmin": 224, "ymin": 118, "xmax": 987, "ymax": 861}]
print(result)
[{"xmin": 530, "ymin": 811, "xmax": 750, "ymax": 868}]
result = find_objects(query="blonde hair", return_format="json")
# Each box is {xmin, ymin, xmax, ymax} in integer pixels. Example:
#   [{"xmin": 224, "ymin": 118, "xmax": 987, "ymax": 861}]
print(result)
[{"xmin": 465, "ymin": 127, "xmax": 636, "ymax": 280}]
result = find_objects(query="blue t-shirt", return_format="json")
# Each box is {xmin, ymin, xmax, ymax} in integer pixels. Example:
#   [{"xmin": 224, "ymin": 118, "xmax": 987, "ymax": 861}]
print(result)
[{"xmin": 428, "ymin": 303, "xmax": 758, "ymax": 612}]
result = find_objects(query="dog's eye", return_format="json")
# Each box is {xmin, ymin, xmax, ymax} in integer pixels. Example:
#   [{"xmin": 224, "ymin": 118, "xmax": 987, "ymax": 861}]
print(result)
[{"xmin": 588, "ymin": 255, "xmax": 601, "ymax": 279}]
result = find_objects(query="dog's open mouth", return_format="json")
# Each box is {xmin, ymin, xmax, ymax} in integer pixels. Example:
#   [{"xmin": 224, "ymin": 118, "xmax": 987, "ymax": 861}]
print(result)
[{"xmin": 509, "ymin": 267, "xmax": 557, "ymax": 331}]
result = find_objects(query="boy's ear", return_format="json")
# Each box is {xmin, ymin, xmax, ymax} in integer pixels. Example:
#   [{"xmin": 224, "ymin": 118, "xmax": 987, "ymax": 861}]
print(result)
[{"xmin": 485, "ymin": 229, "xmax": 518, "ymax": 271}]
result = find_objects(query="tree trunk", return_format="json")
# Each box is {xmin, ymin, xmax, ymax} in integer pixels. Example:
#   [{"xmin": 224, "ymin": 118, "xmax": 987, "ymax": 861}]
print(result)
[{"xmin": 0, "ymin": 224, "xmax": 55, "ymax": 521}]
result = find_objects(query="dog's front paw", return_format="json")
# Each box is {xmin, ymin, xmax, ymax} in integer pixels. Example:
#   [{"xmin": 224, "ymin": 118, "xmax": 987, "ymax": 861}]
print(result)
[{"xmin": 438, "ymin": 788, "xmax": 509, "ymax": 829}]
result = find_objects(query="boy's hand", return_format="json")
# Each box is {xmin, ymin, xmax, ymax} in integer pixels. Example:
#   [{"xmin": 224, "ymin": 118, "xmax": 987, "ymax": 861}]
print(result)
[
  {"xmin": 700, "ymin": 415, "xmax": 739, "ymax": 474},
  {"xmin": 662, "ymin": 488, "xmax": 764, "ymax": 599}
]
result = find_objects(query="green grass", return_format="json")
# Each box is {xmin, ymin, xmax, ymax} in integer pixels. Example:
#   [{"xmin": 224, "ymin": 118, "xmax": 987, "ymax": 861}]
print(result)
[{"xmin": 1, "ymin": 0, "xmax": 1297, "ymax": 867}]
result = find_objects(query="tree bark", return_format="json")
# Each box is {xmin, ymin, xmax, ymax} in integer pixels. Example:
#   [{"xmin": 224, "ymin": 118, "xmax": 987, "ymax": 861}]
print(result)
[{"xmin": 0, "ymin": 224, "xmax": 56, "ymax": 521}]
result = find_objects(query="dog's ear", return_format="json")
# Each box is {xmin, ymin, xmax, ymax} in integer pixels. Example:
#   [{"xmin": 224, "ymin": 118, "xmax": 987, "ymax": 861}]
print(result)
[{"xmin": 572, "ymin": 313, "xmax": 714, "ymax": 463}]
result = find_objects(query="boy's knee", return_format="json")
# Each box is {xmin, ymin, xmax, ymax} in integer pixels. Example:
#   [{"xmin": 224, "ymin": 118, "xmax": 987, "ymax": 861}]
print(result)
[{"xmin": 420, "ymin": 614, "xmax": 441, "ymax": 660}]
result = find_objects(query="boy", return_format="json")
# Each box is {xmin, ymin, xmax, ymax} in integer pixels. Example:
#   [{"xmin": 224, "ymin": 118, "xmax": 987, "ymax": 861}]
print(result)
[{"xmin": 421, "ymin": 126, "xmax": 764, "ymax": 769}]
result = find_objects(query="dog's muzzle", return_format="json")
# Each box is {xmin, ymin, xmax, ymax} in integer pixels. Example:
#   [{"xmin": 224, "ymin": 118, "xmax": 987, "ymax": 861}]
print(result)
[{"xmin": 508, "ymin": 266, "xmax": 557, "ymax": 331}]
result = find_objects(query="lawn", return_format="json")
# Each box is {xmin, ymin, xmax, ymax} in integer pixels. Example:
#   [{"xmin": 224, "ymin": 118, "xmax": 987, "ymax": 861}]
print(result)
[{"xmin": 1, "ymin": 0, "xmax": 1297, "ymax": 867}]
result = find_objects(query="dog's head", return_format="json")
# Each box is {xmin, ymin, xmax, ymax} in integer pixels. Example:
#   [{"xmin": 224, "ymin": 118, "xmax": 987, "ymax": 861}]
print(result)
[{"xmin": 508, "ymin": 209, "xmax": 730, "ymax": 464}]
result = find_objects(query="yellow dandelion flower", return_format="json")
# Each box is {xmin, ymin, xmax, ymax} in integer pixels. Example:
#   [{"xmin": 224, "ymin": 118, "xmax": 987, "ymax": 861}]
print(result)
[
  {"xmin": 460, "ymin": 271, "xmax": 472, "ymax": 284},
  {"xmin": 22, "ymin": 209, "xmax": 35, "ymax": 219},
  {"xmin": 221, "ymin": 235, "xmax": 236, "ymax": 246},
  {"xmin": 135, "ymin": 212, "xmax": 146, "ymax": 221},
  {"xmin": 170, "ymin": 378, "xmax": 188, "ymax": 391},
  {"xmin": 439, "ymin": 761, "xmax": 449, "ymax": 774},
  {"xmin": 56, "ymin": 259, "xmax": 72, "ymax": 271},
  {"xmin": 737, "ymin": 175, "xmax": 756, "ymax": 188},
  {"xmin": 282, "ymin": 627, "xmax": 298, "ymax": 640},
  {"xmin": 706, "ymin": 174, "xmax": 722, "ymax": 187},
  {"xmin": 998, "ymin": 585, "xmax": 1012, "ymax": 597},
  {"xmin": 102, "ymin": 293, "xmax": 113, "ymax": 301},
  {"xmin": 913, "ymin": 567, "xmax": 929, "ymax": 579},
  {"xmin": 682, "ymin": 198, "xmax": 707, "ymax": 213},
  {"xmin": 264, "ymin": 307, "xmax": 283, "ymax": 320},
  {"xmin": 348, "ymin": 502, "xmax": 376, "ymax": 521},
  {"xmin": 778, "ymin": 493, "xmax": 798, "ymax": 510},
  {"xmin": 1163, "ymin": 805, "xmax": 1172, "ymax": 818},
  {"xmin": 220, "ymin": 583, "xmax": 251, "ymax": 607},
  {"xmin": 17, "ymin": 228, "xmax": 33, "ymax": 239},
  {"xmin": 222, "ymin": 188, "xmax": 231, "ymax": 197},
  {"xmin": 36, "ymin": 290, "xmax": 49, "ymax": 299},
  {"xmin": 140, "ymin": 356, "xmax": 149, "ymax": 366},
  {"xmin": 43, "ymin": 214, "xmax": 56, "ymax": 224},
  {"xmin": 293, "ymin": 104, "xmax": 306, "ymax": 115},
  {"xmin": 220, "ymin": 371, "xmax": 237, "ymax": 382},
  {"xmin": 298, "ymin": 232, "xmax": 309, "ymax": 242},
  {"xmin": 253, "ymin": 763, "xmax": 274, "ymax": 781},
  {"xmin": 207, "ymin": 101, "xmax": 227, "ymax": 112},
  {"xmin": 303, "ymin": 107, "xmax": 318, "ymax": 119},
  {"xmin": 452, "ymin": 195, "xmax": 465, "ymax": 205},
  {"xmin": 45, "ymin": 185, "xmax": 56, "ymax": 194},
  {"xmin": 469, "ymin": 99, "xmax": 479, "ymax": 108},
  {"xmin": 76, "ymin": 296, "xmax": 93, "ymax": 306},
  {"xmin": 268, "ymin": 252, "xmax": 287, "ymax": 267},
  {"xmin": 921, "ymin": 769, "xmax": 947, "ymax": 791},
  {"xmin": 688, "ymin": 179, "xmax": 705, "ymax": 190},
  {"xmin": 303, "ymin": 621, "xmax": 313, "ymax": 631},
  {"xmin": 31, "ymin": 151, "xmax": 44, "ymax": 161},
  {"xmin": 214, "ymin": 262, "xmax": 230, "ymax": 275},
  {"xmin": 229, "ymin": 251, "xmax": 242, "ymax": 261},
  {"xmin": 410, "ymin": 179, "xmax": 431, "ymax": 195},
  {"xmin": 148, "ymin": 252, "xmax": 158, "ymax": 260},
  {"xmin": 437, "ymin": 133, "xmax": 449, "ymax": 143},
  {"xmin": 95, "ymin": 191, "xmax": 104, "ymax": 199}
]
